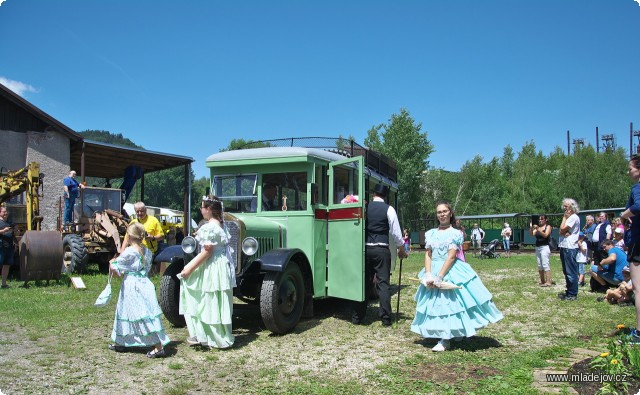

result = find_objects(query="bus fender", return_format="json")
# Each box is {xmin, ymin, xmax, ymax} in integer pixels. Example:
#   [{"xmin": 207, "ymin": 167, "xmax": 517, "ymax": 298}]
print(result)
[{"xmin": 257, "ymin": 248, "xmax": 307, "ymax": 272}]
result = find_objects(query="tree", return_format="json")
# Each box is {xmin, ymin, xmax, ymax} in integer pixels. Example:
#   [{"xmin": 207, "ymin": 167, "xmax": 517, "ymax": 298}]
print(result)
[{"xmin": 365, "ymin": 109, "xmax": 434, "ymax": 226}]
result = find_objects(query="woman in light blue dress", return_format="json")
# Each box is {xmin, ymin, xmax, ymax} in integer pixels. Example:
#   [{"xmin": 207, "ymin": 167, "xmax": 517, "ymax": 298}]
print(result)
[
  {"xmin": 411, "ymin": 201, "xmax": 503, "ymax": 352},
  {"xmin": 179, "ymin": 196, "xmax": 235, "ymax": 349},
  {"xmin": 109, "ymin": 222, "xmax": 170, "ymax": 358}
]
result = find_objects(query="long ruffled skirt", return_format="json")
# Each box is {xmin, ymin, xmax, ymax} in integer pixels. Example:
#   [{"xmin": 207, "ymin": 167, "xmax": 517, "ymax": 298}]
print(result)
[
  {"xmin": 411, "ymin": 259, "xmax": 503, "ymax": 339},
  {"xmin": 111, "ymin": 276, "xmax": 170, "ymax": 347},
  {"xmin": 179, "ymin": 255, "xmax": 234, "ymax": 348}
]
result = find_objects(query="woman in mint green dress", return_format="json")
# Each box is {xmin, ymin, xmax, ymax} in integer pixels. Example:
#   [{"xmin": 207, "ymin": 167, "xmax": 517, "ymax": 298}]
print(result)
[
  {"xmin": 411, "ymin": 201, "xmax": 503, "ymax": 352},
  {"xmin": 179, "ymin": 196, "xmax": 234, "ymax": 349}
]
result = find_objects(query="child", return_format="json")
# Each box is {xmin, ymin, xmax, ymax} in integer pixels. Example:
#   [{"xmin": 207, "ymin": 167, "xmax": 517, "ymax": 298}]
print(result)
[
  {"xmin": 179, "ymin": 196, "xmax": 235, "ymax": 349},
  {"xmin": 602, "ymin": 266, "xmax": 633, "ymax": 304},
  {"xmin": 577, "ymin": 232, "xmax": 588, "ymax": 287},
  {"xmin": 614, "ymin": 227, "xmax": 626, "ymax": 250},
  {"xmin": 109, "ymin": 222, "xmax": 170, "ymax": 358},
  {"xmin": 403, "ymin": 229, "xmax": 411, "ymax": 254}
]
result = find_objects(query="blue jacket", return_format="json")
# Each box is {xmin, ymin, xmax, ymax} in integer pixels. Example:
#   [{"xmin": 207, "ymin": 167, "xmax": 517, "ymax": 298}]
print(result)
[{"xmin": 627, "ymin": 182, "xmax": 640, "ymax": 251}]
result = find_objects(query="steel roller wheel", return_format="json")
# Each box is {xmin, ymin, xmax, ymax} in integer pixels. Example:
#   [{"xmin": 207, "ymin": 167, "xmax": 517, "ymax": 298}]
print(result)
[
  {"xmin": 62, "ymin": 234, "xmax": 87, "ymax": 274},
  {"xmin": 260, "ymin": 262, "xmax": 305, "ymax": 335}
]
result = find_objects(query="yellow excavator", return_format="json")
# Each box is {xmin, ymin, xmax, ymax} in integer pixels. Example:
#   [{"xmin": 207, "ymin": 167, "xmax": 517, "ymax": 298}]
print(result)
[
  {"xmin": 0, "ymin": 162, "xmax": 63, "ymax": 282},
  {"xmin": 0, "ymin": 162, "xmax": 43, "ymax": 232}
]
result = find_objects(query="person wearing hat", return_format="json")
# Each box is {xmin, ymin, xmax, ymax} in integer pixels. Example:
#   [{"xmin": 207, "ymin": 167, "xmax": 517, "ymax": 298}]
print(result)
[
  {"xmin": 352, "ymin": 183, "xmax": 407, "ymax": 327},
  {"xmin": 614, "ymin": 227, "xmax": 626, "ymax": 250},
  {"xmin": 576, "ymin": 231, "xmax": 588, "ymax": 287}
]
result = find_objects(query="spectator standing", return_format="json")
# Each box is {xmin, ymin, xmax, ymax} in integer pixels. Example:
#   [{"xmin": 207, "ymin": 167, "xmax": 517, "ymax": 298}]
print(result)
[
  {"xmin": 530, "ymin": 215, "xmax": 553, "ymax": 287},
  {"xmin": 62, "ymin": 170, "xmax": 85, "ymax": 225},
  {"xmin": 454, "ymin": 219, "xmax": 467, "ymax": 262},
  {"xmin": 121, "ymin": 202, "xmax": 165, "ymax": 273},
  {"xmin": 619, "ymin": 155, "xmax": 640, "ymax": 343},
  {"xmin": 583, "ymin": 215, "xmax": 596, "ymax": 260},
  {"xmin": 577, "ymin": 232, "xmax": 588, "ymax": 287},
  {"xmin": 592, "ymin": 212, "xmax": 612, "ymax": 266},
  {"xmin": 403, "ymin": 229, "xmax": 411, "ymax": 254},
  {"xmin": 352, "ymin": 184, "xmax": 406, "ymax": 327},
  {"xmin": 558, "ymin": 198, "xmax": 581, "ymax": 301},
  {"xmin": 470, "ymin": 224, "xmax": 485, "ymax": 257},
  {"xmin": 501, "ymin": 223, "xmax": 512, "ymax": 258},
  {"xmin": 0, "ymin": 206, "xmax": 15, "ymax": 289}
]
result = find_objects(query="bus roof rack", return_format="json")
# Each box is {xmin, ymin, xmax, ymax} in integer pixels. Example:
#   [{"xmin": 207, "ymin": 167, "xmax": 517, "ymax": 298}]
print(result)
[{"xmin": 237, "ymin": 137, "xmax": 397, "ymax": 182}]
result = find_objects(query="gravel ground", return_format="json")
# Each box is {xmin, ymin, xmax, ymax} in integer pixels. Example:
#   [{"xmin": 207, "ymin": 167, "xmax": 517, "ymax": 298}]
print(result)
[{"xmin": 0, "ymin": 296, "xmax": 451, "ymax": 395}]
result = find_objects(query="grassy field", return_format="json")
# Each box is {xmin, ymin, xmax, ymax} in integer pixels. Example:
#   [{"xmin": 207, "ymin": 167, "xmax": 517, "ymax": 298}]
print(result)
[{"xmin": 0, "ymin": 251, "xmax": 636, "ymax": 394}]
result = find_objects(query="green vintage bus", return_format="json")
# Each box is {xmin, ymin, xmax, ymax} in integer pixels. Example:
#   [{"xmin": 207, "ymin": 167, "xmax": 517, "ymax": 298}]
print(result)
[{"xmin": 158, "ymin": 138, "xmax": 398, "ymax": 334}]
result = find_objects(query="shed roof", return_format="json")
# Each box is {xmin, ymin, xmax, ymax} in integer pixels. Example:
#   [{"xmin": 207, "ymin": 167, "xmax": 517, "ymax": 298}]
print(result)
[
  {"xmin": 1, "ymin": 83, "xmax": 193, "ymax": 179},
  {"xmin": 71, "ymin": 140, "xmax": 194, "ymax": 179}
]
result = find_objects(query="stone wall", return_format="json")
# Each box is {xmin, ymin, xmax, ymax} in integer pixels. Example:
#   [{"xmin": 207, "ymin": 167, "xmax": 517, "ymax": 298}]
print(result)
[
  {"xmin": 0, "ymin": 129, "xmax": 71, "ymax": 231},
  {"xmin": 25, "ymin": 131, "xmax": 70, "ymax": 231}
]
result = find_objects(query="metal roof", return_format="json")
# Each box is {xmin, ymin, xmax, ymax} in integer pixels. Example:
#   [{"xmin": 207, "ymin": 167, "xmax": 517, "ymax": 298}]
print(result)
[
  {"xmin": 71, "ymin": 140, "xmax": 194, "ymax": 179},
  {"xmin": 458, "ymin": 213, "xmax": 525, "ymax": 220},
  {"xmin": 206, "ymin": 147, "xmax": 348, "ymax": 163}
]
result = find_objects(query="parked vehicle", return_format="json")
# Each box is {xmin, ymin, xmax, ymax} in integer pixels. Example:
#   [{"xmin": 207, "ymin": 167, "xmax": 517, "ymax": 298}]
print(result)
[{"xmin": 158, "ymin": 138, "xmax": 398, "ymax": 334}]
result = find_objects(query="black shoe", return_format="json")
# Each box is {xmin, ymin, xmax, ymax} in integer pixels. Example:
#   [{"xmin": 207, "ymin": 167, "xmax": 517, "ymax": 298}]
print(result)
[
  {"xmin": 108, "ymin": 343, "xmax": 125, "ymax": 352},
  {"xmin": 381, "ymin": 320, "xmax": 392, "ymax": 327},
  {"xmin": 580, "ymin": 281, "xmax": 585, "ymax": 287},
  {"xmin": 146, "ymin": 348, "xmax": 166, "ymax": 358},
  {"xmin": 596, "ymin": 297, "xmax": 605, "ymax": 302},
  {"xmin": 559, "ymin": 295, "xmax": 577, "ymax": 301}
]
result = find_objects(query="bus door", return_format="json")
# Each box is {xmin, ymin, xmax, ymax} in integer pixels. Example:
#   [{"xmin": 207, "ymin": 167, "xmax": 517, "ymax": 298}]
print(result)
[{"xmin": 327, "ymin": 157, "xmax": 365, "ymax": 301}]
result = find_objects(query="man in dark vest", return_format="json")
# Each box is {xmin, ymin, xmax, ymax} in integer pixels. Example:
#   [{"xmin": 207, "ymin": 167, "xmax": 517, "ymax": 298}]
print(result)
[
  {"xmin": 592, "ymin": 212, "xmax": 612, "ymax": 266},
  {"xmin": 352, "ymin": 184, "xmax": 407, "ymax": 326}
]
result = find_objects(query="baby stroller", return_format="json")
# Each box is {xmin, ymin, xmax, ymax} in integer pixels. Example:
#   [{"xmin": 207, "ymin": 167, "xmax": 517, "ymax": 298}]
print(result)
[{"xmin": 479, "ymin": 239, "xmax": 501, "ymax": 259}]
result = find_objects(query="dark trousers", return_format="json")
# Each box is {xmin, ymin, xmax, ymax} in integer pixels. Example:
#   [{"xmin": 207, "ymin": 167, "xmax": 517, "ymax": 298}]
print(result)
[
  {"xmin": 64, "ymin": 197, "xmax": 75, "ymax": 224},
  {"xmin": 352, "ymin": 246, "xmax": 391, "ymax": 324}
]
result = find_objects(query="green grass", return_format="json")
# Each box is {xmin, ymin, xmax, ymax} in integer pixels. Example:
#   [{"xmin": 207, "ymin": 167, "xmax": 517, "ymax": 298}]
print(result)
[{"xmin": 0, "ymin": 254, "xmax": 636, "ymax": 394}]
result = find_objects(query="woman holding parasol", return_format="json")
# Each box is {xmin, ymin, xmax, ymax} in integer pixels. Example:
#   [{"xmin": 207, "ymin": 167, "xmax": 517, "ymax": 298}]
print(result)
[{"xmin": 411, "ymin": 201, "xmax": 503, "ymax": 352}]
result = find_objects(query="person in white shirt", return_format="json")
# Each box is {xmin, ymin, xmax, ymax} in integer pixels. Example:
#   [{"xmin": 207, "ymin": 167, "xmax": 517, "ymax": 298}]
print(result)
[
  {"xmin": 592, "ymin": 212, "xmax": 612, "ymax": 265},
  {"xmin": 470, "ymin": 224, "xmax": 485, "ymax": 257},
  {"xmin": 558, "ymin": 198, "xmax": 581, "ymax": 301}
]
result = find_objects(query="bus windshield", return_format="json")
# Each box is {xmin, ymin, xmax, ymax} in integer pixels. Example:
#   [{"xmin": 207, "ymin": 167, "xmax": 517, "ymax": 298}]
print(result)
[{"xmin": 212, "ymin": 174, "xmax": 258, "ymax": 213}]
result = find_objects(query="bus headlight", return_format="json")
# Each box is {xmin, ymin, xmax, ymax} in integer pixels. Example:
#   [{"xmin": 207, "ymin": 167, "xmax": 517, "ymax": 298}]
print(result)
[
  {"xmin": 181, "ymin": 236, "xmax": 198, "ymax": 254},
  {"xmin": 242, "ymin": 237, "xmax": 258, "ymax": 256}
]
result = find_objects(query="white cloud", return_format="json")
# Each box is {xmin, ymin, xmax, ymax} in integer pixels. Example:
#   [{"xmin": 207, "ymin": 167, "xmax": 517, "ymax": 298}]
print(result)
[
  {"xmin": 0, "ymin": 0, "xmax": 6, "ymax": 7},
  {"xmin": 0, "ymin": 77, "xmax": 38, "ymax": 97}
]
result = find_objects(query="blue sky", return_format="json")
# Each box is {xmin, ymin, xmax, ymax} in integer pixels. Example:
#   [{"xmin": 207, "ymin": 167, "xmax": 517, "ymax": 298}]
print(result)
[{"xmin": 1, "ymin": 0, "xmax": 638, "ymax": 179}]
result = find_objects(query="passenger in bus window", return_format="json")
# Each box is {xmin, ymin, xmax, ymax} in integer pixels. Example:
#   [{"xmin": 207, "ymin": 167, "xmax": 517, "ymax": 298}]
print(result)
[{"xmin": 262, "ymin": 183, "xmax": 278, "ymax": 211}]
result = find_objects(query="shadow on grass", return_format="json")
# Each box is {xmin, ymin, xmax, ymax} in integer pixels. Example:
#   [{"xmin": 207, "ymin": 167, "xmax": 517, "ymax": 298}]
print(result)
[{"xmin": 413, "ymin": 335, "xmax": 503, "ymax": 351}]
